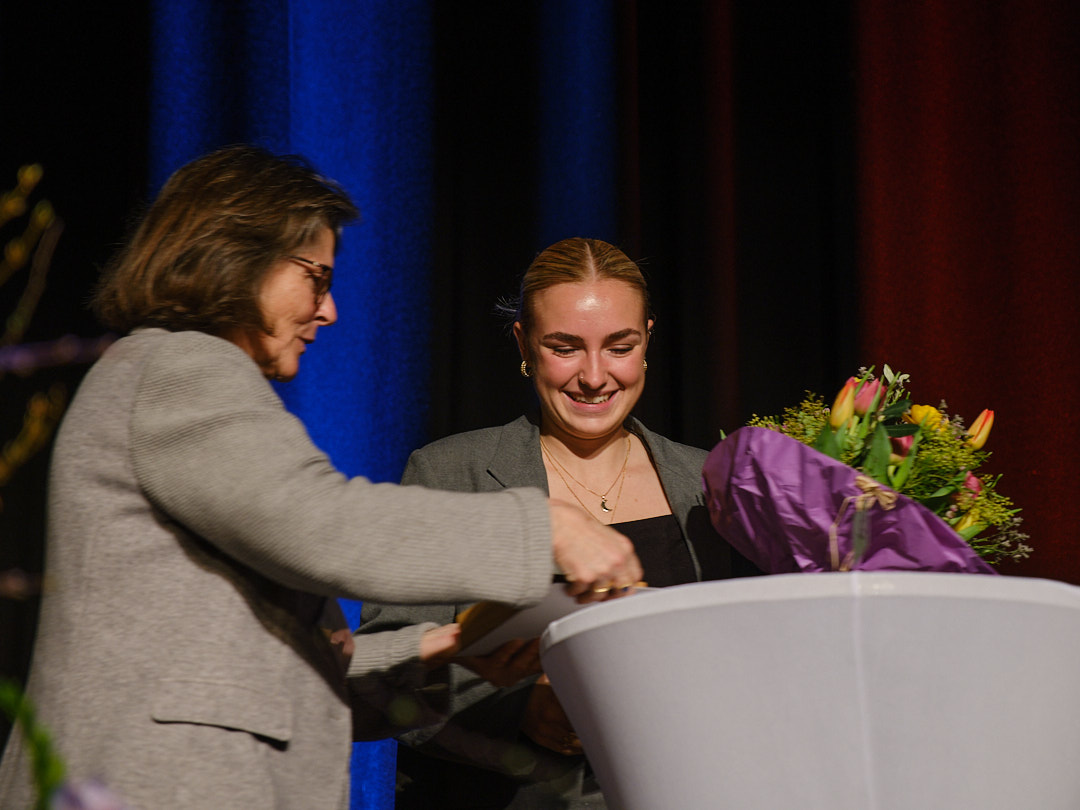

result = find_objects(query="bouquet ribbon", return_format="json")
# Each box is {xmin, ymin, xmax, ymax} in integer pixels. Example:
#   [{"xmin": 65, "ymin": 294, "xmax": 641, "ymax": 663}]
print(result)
[{"xmin": 830, "ymin": 475, "xmax": 898, "ymax": 571}]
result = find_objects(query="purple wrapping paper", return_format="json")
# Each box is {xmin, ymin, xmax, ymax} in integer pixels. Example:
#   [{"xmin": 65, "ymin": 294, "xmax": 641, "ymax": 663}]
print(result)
[{"xmin": 703, "ymin": 427, "xmax": 996, "ymax": 575}]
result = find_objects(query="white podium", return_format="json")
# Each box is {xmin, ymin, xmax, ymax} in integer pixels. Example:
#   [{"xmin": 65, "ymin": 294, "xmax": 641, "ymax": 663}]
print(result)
[{"xmin": 540, "ymin": 573, "xmax": 1080, "ymax": 810}]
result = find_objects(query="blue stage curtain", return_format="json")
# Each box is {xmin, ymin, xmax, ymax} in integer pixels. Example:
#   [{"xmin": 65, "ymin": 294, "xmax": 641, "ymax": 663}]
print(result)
[
  {"xmin": 148, "ymin": 2, "xmax": 434, "ymax": 807},
  {"xmin": 537, "ymin": 0, "xmax": 620, "ymax": 246}
]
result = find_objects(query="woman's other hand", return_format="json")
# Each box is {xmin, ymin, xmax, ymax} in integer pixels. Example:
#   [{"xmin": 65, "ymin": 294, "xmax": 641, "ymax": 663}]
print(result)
[
  {"xmin": 419, "ymin": 623, "xmax": 461, "ymax": 668},
  {"xmin": 328, "ymin": 627, "xmax": 355, "ymax": 666},
  {"xmin": 457, "ymin": 637, "xmax": 542, "ymax": 687},
  {"xmin": 521, "ymin": 674, "xmax": 583, "ymax": 756},
  {"xmin": 549, "ymin": 499, "xmax": 643, "ymax": 603}
]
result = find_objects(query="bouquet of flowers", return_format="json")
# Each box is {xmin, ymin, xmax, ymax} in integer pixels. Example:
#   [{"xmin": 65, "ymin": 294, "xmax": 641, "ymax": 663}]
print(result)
[{"xmin": 703, "ymin": 366, "xmax": 1030, "ymax": 574}]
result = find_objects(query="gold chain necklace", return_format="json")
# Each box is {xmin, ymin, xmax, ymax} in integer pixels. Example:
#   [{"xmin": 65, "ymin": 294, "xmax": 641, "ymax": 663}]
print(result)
[{"xmin": 540, "ymin": 434, "xmax": 631, "ymax": 515}]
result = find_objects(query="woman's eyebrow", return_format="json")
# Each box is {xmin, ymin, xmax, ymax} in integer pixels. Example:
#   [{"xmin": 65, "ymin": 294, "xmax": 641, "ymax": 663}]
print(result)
[
  {"xmin": 540, "ymin": 328, "xmax": 642, "ymax": 343},
  {"xmin": 541, "ymin": 331, "xmax": 583, "ymax": 343}
]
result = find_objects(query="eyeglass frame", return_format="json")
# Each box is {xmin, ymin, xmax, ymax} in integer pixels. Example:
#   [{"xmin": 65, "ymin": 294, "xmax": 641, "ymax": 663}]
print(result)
[{"xmin": 287, "ymin": 255, "xmax": 334, "ymax": 303}]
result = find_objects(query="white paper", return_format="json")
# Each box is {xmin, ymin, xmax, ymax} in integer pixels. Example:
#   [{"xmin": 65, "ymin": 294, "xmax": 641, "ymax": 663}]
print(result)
[{"xmin": 459, "ymin": 582, "xmax": 652, "ymax": 656}]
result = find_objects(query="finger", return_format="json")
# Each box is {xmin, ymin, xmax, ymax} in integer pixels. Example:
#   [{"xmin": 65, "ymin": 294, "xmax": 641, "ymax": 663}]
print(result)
[
  {"xmin": 571, "ymin": 587, "xmax": 609, "ymax": 604},
  {"xmin": 503, "ymin": 638, "xmax": 541, "ymax": 669},
  {"xmin": 571, "ymin": 578, "xmax": 648, "ymax": 604},
  {"xmin": 573, "ymin": 547, "xmax": 643, "ymax": 598},
  {"xmin": 557, "ymin": 732, "xmax": 583, "ymax": 755},
  {"xmin": 534, "ymin": 728, "xmax": 583, "ymax": 756},
  {"xmin": 560, "ymin": 576, "xmax": 591, "ymax": 598},
  {"xmin": 485, "ymin": 637, "xmax": 527, "ymax": 667},
  {"xmin": 599, "ymin": 580, "xmax": 648, "ymax": 600},
  {"xmin": 504, "ymin": 637, "xmax": 540, "ymax": 665},
  {"xmin": 420, "ymin": 623, "xmax": 461, "ymax": 664}
]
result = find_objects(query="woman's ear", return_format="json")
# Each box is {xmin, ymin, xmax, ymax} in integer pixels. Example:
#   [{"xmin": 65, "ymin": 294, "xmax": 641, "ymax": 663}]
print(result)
[{"xmin": 513, "ymin": 321, "xmax": 528, "ymax": 362}]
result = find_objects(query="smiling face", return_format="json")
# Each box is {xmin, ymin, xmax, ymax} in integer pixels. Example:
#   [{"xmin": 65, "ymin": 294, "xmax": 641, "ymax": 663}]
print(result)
[
  {"xmin": 227, "ymin": 226, "xmax": 338, "ymax": 381},
  {"xmin": 516, "ymin": 278, "xmax": 652, "ymax": 447}
]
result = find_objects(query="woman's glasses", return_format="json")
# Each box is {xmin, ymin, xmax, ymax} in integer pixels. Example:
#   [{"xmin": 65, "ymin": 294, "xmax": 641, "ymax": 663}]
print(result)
[{"xmin": 288, "ymin": 255, "xmax": 334, "ymax": 304}]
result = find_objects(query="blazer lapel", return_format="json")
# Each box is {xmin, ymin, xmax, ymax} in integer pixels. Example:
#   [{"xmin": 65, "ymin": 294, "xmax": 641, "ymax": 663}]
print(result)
[{"xmin": 486, "ymin": 415, "xmax": 549, "ymax": 492}]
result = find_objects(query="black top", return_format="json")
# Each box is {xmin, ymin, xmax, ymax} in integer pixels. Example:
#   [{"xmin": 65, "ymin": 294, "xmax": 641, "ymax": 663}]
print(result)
[
  {"xmin": 612, "ymin": 514, "xmax": 698, "ymax": 586},
  {"xmin": 613, "ymin": 513, "xmax": 749, "ymax": 586}
]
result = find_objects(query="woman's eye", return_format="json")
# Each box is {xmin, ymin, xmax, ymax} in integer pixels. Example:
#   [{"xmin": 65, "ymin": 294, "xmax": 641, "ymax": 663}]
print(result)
[
  {"xmin": 551, "ymin": 347, "xmax": 576, "ymax": 356},
  {"xmin": 609, "ymin": 346, "xmax": 633, "ymax": 355}
]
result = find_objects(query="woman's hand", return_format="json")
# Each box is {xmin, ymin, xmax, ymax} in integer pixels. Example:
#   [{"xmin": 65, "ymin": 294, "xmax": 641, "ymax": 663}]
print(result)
[
  {"xmin": 457, "ymin": 637, "xmax": 542, "ymax": 687},
  {"xmin": 549, "ymin": 499, "xmax": 643, "ymax": 603},
  {"xmin": 419, "ymin": 623, "xmax": 462, "ymax": 668},
  {"xmin": 328, "ymin": 628, "xmax": 355, "ymax": 666},
  {"xmin": 520, "ymin": 674, "xmax": 583, "ymax": 756}
]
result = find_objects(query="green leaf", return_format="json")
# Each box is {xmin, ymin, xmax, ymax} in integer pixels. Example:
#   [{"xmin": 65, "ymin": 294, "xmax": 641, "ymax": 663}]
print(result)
[
  {"xmin": 958, "ymin": 522, "xmax": 988, "ymax": 540},
  {"xmin": 854, "ymin": 413, "xmax": 873, "ymax": 442},
  {"xmin": 862, "ymin": 422, "xmax": 892, "ymax": 483},
  {"xmin": 836, "ymin": 420, "xmax": 851, "ymax": 454},
  {"xmin": 882, "ymin": 398, "xmax": 912, "ymax": 420},
  {"xmin": 813, "ymin": 424, "xmax": 841, "ymax": 459},
  {"xmin": 884, "ymin": 422, "xmax": 919, "ymax": 438}
]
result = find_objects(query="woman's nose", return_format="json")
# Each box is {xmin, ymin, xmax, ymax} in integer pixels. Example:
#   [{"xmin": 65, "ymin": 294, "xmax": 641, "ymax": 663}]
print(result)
[
  {"xmin": 577, "ymin": 353, "xmax": 606, "ymax": 388},
  {"xmin": 316, "ymin": 291, "xmax": 338, "ymax": 325}
]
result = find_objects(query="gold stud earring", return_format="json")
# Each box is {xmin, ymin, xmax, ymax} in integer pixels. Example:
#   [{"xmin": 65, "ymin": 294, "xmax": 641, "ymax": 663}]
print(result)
[
  {"xmin": 520, "ymin": 360, "xmax": 532, "ymax": 378},
  {"xmin": 643, "ymin": 359, "xmax": 648, "ymax": 372}
]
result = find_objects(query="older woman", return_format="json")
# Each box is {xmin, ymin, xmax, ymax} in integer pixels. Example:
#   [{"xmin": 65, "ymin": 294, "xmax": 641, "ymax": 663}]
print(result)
[
  {"xmin": 0, "ymin": 151, "xmax": 640, "ymax": 810},
  {"xmin": 359, "ymin": 237, "xmax": 759, "ymax": 809}
]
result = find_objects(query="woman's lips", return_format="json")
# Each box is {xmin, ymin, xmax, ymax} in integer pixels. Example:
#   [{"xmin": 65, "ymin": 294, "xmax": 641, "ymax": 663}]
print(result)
[{"xmin": 564, "ymin": 390, "xmax": 616, "ymax": 406}]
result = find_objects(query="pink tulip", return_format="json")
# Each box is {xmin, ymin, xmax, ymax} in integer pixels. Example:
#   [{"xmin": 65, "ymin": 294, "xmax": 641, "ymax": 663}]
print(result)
[
  {"xmin": 963, "ymin": 471, "xmax": 983, "ymax": 496},
  {"xmin": 829, "ymin": 378, "xmax": 856, "ymax": 429},
  {"xmin": 966, "ymin": 409, "xmax": 994, "ymax": 450},
  {"xmin": 853, "ymin": 378, "xmax": 883, "ymax": 416},
  {"xmin": 890, "ymin": 434, "xmax": 914, "ymax": 459}
]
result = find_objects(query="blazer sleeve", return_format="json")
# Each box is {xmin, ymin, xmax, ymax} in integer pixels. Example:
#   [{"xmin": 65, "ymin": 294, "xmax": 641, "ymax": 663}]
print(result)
[
  {"xmin": 128, "ymin": 332, "xmax": 553, "ymax": 608},
  {"xmin": 357, "ymin": 436, "xmax": 550, "ymax": 757}
]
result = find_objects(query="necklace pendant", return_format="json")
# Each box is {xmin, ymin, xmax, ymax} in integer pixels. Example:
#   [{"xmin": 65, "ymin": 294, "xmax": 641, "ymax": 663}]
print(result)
[{"xmin": 600, "ymin": 497, "xmax": 611, "ymax": 513}]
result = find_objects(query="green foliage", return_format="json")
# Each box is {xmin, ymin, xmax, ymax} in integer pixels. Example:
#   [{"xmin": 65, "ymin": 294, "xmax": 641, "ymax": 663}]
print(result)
[{"xmin": 0, "ymin": 679, "xmax": 65, "ymax": 809}]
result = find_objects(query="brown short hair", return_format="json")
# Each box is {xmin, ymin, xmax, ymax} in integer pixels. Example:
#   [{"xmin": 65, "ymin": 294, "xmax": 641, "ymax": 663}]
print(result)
[
  {"xmin": 93, "ymin": 144, "xmax": 358, "ymax": 335},
  {"xmin": 506, "ymin": 237, "xmax": 651, "ymax": 336}
]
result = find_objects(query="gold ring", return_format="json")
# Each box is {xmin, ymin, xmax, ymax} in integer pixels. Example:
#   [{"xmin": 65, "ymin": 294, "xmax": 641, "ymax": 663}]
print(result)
[{"xmin": 591, "ymin": 584, "xmax": 612, "ymax": 594}]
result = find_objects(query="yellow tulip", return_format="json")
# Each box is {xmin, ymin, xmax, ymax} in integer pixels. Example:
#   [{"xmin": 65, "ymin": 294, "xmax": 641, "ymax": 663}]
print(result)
[
  {"xmin": 966, "ymin": 409, "xmax": 994, "ymax": 450},
  {"xmin": 904, "ymin": 404, "xmax": 944, "ymax": 431},
  {"xmin": 955, "ymin": 509, "xmax": 982, "ymax": 533},
  {"xmin": 829, "ymin": 377, "xmax": 856, "ymax": 429}
]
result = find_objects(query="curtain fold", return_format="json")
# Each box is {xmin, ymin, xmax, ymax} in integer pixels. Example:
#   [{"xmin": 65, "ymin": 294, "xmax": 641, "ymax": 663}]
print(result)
[{"xmin": 855, "ymin": 0, "xmax": 1080, "ymax": 583}]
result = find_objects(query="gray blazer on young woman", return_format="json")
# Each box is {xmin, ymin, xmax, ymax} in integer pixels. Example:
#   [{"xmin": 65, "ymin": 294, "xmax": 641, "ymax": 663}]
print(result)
[
  {"xmin": 360, "ymin": 414, "xmax": 744, "ymax": 809},
  {"xmin": 0, "ymin": 330, "xmax": 554, "ymax": 810}
]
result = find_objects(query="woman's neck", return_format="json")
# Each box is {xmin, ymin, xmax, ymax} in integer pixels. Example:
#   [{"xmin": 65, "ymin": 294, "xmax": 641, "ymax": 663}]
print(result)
[{"xmin": 539, "ymin": 421, "xmax": 630, "ymax": 461}]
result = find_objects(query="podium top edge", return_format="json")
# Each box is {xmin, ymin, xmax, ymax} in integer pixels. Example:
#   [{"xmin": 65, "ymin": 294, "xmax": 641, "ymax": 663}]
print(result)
[{"xmin": 540, "ymin": 572, "xmax": 1080, "ymax": 651}]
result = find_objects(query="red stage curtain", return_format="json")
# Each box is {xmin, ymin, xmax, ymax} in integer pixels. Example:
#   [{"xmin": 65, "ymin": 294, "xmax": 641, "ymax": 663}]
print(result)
[{"xmin": 856, "ymin": 1, "xmax": 1080, "ymax": 582}]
